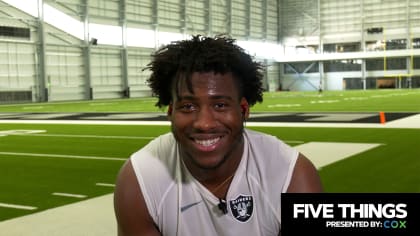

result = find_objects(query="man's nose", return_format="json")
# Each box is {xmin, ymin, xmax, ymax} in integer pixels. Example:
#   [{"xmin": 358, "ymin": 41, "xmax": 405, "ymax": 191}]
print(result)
[{"xmin": 193, "ymin": 106, "xmax": 218, "ymax": 131}]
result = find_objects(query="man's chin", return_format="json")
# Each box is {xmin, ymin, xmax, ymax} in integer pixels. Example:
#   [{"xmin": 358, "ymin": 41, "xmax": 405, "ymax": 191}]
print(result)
[{"xmin": 188, "ymin": 155, "xmax": 227, "ymax": 170}]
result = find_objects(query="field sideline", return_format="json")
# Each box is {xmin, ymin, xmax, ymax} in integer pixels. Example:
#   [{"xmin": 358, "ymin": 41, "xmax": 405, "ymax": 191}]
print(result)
[
  {"xmin": 0, "ymin": 89, "xmax": 419, "ymax": 234},
  {"xmin": 1, "ymin": 89, "xmax": 420, "ymax": 112}
]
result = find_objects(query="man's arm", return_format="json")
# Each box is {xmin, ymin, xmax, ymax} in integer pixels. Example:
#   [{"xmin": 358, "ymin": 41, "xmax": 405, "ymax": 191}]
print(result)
[
  {"xmin": 286, "ymin": 153, "xmax": 323, "ymax": 193},
  {"xmin": 114, "ymin": 159, "xmax": 161, "ymax": 236}
]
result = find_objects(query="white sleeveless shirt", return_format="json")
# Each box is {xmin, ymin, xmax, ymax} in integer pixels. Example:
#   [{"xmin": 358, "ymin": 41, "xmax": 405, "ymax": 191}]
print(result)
[{"xmin": 131, "ymin": 129, "xmax": 298, "ymax": 236}]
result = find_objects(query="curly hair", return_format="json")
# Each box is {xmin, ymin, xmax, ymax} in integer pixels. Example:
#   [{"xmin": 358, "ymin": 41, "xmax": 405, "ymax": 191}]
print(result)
[{"xmin": 145, "ymin": 35, "xmax": 264, "ymax": 108}]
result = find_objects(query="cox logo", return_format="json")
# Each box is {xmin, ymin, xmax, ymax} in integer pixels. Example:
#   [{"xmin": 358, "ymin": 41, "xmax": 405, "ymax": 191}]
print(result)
[{"xmin": 384, "ymin": 220, "xmax": 406, "ymax": 229}]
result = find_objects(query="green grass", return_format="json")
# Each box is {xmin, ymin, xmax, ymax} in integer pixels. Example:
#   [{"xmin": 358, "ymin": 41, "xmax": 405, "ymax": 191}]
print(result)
[
  {"xmin": 0, "ymin": 124, "xmax": 170, "ymax": 221},
  {"xmin": 1, "ymin": 123, "xmax": 419, "ymax": 221},
  {"xmin": 1, "ymin": 89, "xmax": 420, "ymax": 112},
  {"xmin": 0, "ymin": 97, "xmax": 161, "ymax": 113},
  {"xmin": 253, "ymin": 89, "xmax": 420, "ymax": 112},
  {"xmin": 251, "ymin": 126, "xmax": 420, "ymax": 192}
]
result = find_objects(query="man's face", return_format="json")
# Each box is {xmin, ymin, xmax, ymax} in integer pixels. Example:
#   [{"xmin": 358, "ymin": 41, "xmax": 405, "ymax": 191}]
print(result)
[{"xmin": 168, "ymin": 71, "xmax": 249, "ymax": 170}]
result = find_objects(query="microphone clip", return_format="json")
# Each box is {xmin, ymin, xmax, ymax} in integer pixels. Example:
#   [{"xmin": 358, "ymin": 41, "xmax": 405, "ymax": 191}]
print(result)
[{"xmin": 218, "ymin": 198, "xmax": 228, "ymax": 214}]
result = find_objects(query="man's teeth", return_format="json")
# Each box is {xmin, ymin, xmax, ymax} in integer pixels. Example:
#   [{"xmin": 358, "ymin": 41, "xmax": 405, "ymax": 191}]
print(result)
[{"xmin": 195, "ymin": 137, "xmax": 220, "ymax": 146}]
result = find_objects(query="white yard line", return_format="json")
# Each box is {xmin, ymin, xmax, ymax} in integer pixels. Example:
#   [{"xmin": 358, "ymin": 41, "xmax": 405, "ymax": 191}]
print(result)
[
  {"xmin": 0, "ymin": 130, "xmax": 46, "ymax": 135},
  {"xmin": 0, "ymin": 203, "xmax": 37, "ymax": 211},
  {"xmin": 284, "ymin": 140, "xmax": 304, "ymax": 144},
  {"xmin": 0, "ymin": 119, "xmax": 171, "ymax": 126},
  {"xmin": 14, "ymin": 133, "xmax": 155, "ymax": 139},
  {"xmin": 383, "ymin": 113, "xmax": 420, "ymax": 129},
  {"xmin": 52, "ymin": 193, "xmax": 87, "ymax": 198},
  {"xmin": 0, "ymin": 152, "xmax": 126, "ymax": 161},
  {"xmin": 295, "ymin": 142, "xmax": 383, "ymax": 169},
  {"xmin": 96, "ymin": 183, "xmax": 116, "ymax": 187}
]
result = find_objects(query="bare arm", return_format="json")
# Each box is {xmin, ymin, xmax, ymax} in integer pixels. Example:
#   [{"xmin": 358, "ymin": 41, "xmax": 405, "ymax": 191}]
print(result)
[
  {"xmin": 286, "ymin": 153, "xmax": 323, "ymax": 193},
  {"xmin": 114, "ymin": 159, "xmax": 161, "ymax": 236}
]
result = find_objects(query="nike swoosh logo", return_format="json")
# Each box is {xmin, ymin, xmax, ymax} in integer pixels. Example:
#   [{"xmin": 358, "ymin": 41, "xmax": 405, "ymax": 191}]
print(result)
[{"xmin": 180, "ymin": 201, "xmax": 202, "ymax": 212}]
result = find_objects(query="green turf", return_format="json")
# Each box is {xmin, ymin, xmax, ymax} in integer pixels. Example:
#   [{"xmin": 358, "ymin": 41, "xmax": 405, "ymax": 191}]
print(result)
[
  {"xmin": 253, "ymin": 89, "xmax": 420, "ymax": 112},
  {"xmin": 1, "ymin": 89, "xmax": 420, "ymax": 112},
  {"xmin": 0, "ymin": 123, "xmax": 419, "ymax": 221},
  {"xmin": 251, "ymin": 126, "xmax": 420, "ymax": 192},
  {"xmin": 0, "ymin": 124, "xmax": 169, "ymax": 221}
]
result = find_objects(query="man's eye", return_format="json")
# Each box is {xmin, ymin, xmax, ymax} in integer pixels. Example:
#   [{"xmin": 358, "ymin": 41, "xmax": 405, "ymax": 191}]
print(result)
[
  {"xmin": 179, "ymin": 103, "xmax": 195, "ymax": 111},
  {"xmin": 215, "ymin": 103, "xmax": 227, "ymax": 109}
]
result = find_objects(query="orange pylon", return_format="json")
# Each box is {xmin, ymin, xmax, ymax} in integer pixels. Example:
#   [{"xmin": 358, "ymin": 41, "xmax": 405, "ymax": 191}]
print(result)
[{"xmin": 379, "ymin": 112, "xmax": 386, "ymax": 124}]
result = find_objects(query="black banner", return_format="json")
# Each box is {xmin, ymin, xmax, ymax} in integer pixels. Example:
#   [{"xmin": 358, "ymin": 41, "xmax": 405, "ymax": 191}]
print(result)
[{"xmin": 281, "ymin": 193, "xmax": 420, "ymax": 236}]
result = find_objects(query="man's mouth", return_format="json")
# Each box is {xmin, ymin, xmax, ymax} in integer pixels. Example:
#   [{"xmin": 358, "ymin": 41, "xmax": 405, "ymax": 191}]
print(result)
[{"xmin": 194, "ymin": 137, "xmax": 221, "ymax": 147}]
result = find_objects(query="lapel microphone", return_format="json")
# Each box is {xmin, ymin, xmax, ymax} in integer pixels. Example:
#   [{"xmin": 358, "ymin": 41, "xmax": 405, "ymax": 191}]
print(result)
[{"xmin": 218, "ymin": 198, "xmax": 228, "ymax": 214}]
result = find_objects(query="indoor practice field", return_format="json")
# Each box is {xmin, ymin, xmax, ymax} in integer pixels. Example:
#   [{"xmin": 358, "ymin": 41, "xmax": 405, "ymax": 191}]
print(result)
[{"xmin": 0, "ymin": 89, "xmax": 419, "ymax": 230}]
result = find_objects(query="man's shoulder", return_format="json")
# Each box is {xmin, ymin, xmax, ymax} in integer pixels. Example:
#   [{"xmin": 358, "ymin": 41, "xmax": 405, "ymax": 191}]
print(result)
[
  {"xmin": 244, "ymin": 128, "xmax": 282, "ymax": 144},
  {"xmin": 130, "ymin": 132, "xmax": 178, "ymax": 183},
  {"xmin": 141, "ymin": 132, "xmax": 176, "ymax": 152},
  {"xmin": 131, "ymin": 132, "xmax": 177, "ymax": 163},
  {"xmin": 244, "ymin": 128, "xmax": 296, "ymax": 160}
]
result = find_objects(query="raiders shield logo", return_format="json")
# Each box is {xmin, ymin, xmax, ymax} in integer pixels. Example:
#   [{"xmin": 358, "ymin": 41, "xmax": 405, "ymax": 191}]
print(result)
[{"xmin": 229, "ymin": 195, "xmax": 253, "ymax": 222}]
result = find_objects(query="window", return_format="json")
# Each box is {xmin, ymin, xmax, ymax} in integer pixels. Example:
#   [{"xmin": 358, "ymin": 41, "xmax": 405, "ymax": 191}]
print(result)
[
  {"xmin": 366, "ymin": 40, "xmax": 385, "ymax": 51},
  {"xmin": 323, "ymin": 42, "xmax": 360, "ymax": 53},
  {"xmin": 385, "ymin": 39, "xmax": 407, "ymax": 50},
  {"xmin": 0, "ymin": 26, "xmax": 30, "ymax": 39},
  {"xmin": 324, "ymin": 60, "xmax": 361, "ymax": 72},
  {"xmin": 413, "ymin": 56, "xmax": 420, "ymax": 69},
  {"xmin": 366, "ymin": 58, "xmax": 406, "ymax": 70},
  {"xmin": 413, "ymin": 38, "xmax": 420, "ymax": 49}
]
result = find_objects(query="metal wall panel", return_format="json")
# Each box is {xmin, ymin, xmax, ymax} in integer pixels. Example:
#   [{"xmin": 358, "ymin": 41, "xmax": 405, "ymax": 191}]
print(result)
[
  {"xmin": 158, "ymin": 0, "xmax": 183, "ymax": 31},
  {"xmin": 410, "ymin": 1, "xmax": 420, "ymax": 28},
  {"xmin": 280, "ymin": 0, "xmax": 318, "ymax": 38},
  {"xmin": 250, "ymin": 0, "xmax": 264, "ymax": 39},
  {"xmin": 363, "ymin": 0, "xmax": 407, "ymax": 32},
  {"xmin": 125, "ymin": 0, "xmax": 155, "ymax": 27},
  {"xmin": 231, "ymin": 0, "xmax": 248, "ymax": 38},
  {"xmin": 209, "ymin": 0, "xmax": 229, "ymax": 36},
  {"xmin": 127, "ymin": 47, "xmax": 153, "ymax": 97},
  {"xmin": 185, "ymin": 0, "xmax": 207, "ymax": 34},
  {"xmin": 90, "ymin": 47, "xmax": 123, "ymax": 99},
  {"xmin": 44, "ymin": 24, "xmax": 81, "ymax": 47},
  {"xmin": 266, "ymin": 61, "xmax": 281, "ymax": 91},
  {"xmin": 320, "ymin": 0, "xmax": 361, "ymax": 35},
  {"xmin": 281, "ymin": 0, "xmax": 420, "ymax": 44},
  {"xmin": 46, "ymin": 45, "xmax": 85, "ymax": 101},
  {"xmin": 267, "ymin": 0, "xmax": 279, "ymax": 41},
  {"xmin": 46, "ymin": 0, "xmax": 83, "ymax": 20},
  {"xmin": 88, "ymin": 0, "xmax": 120, "ymax": 24},
  {"xmin": 0, "ymin": 1, "xmax": 39, "ymax": 102},
  {"xmin": 0, "ymin": 42, "xmax": 37, "ymax": 90}
]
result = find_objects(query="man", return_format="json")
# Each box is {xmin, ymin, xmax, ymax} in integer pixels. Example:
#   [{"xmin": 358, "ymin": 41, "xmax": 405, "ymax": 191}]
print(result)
[{"xmin": 114, "ymin": 35, "xmax": 322, "ymax": 236}]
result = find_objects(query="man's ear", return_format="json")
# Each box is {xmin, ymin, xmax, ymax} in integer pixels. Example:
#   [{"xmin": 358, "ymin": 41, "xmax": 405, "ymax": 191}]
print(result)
[
  {"xmin": 167, "ymin": 103, "xmax": 173, "ymax": 120},
  {"xmin": 240, "ymin": 98, "xmax": 250, "ymax": 120}
]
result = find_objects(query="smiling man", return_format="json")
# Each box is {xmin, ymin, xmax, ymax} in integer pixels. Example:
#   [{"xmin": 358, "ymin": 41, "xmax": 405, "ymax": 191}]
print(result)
[{"xmin": 114, "ymin": 35, "xmax": 323, "ymax": 236}]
